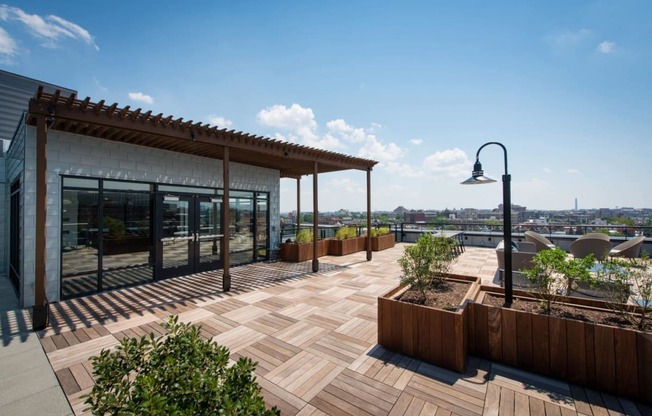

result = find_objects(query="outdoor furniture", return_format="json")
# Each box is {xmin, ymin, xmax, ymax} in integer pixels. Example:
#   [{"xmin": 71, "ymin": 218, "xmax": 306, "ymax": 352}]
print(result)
[
  {"xmin": 496, "ymin": 240, "xmax": 537, "ymax": 287},
  {"xmin": 569, "ymin": 237, "xmax": 612, "ymax": 261},
  {"xmin": 581, "ymin": 232, "xmax": 610, "ymax": 241},
  {"xmin": 524, "ymin": 231, "xmax": 555, "ymax": 252},
  {"xmin": 610, "ymin": 236, "xmax": 646, "ymax": 260}
]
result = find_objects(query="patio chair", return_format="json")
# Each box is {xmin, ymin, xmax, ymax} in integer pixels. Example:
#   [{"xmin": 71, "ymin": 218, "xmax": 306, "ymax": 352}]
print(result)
[
  {"xmin": 580, "ymin": 232, "xmax": 610, "ymax": 241},
  {"xmin": 609, "ymin": 236, "xmax": 646, "ymax": 260},
  {"xmin": 495, "ymin": 240, "xmax": 538, "ymax": 287},
  {"xmin": 524, "ymin": 231, "xmax": 555, "ymax": 252},
  {"xmin": 569, "ymin": 237, "xmax": 612, "ymax": 261}
]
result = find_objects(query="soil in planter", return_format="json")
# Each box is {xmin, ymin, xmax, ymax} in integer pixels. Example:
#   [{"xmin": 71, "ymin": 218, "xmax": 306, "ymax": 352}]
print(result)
[
  {"xmin": 483, "ymin": 293, "xmax": 651, "ymax": 332},
  {"xmin": 397, "ymin": 280, "xmax": 470, "ymax": 311}
]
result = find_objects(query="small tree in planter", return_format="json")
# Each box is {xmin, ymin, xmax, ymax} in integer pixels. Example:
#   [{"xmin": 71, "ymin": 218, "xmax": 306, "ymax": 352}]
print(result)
[
  {"xmin": 335, "ymin": 226, "xmax": 357, "ymax": 240},
  {"xmin": 85, "ymin": 315, "xmax": 279, "ymax": 415},
  {"xmin": 596, "ymin": 256, "xmax": 652, "ymax": 330},
  {"xmin": 295, "ymin": 228, "xmax": 312, "ymax": 244},
  {"xmin": 398, "ymin": 233, "xmax": 458, "ymax": 304},
  {"xmin": 523, "ymin": 247, "xmax": 595, "ymax": 313}
]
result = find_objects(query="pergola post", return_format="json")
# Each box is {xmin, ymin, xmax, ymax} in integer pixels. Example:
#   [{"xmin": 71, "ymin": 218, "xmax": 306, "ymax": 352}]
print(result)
[
  {"xmin": 366, "ymin": 167, "xmax": 372, "ymax": 261},
  {"xmin": 222, "ymin": 147, "xmax": 231, "ymax": 292},
  {"xmin": 33, "ymin": 115, "xmax": 48, "ymax": 330},
  {"xmin": 296, "ymin": 177, "xmax": 301, "ymax": 232},
  {"xmin": 312, "ymin": 162, "xmax": 319, "ymax": 272}
]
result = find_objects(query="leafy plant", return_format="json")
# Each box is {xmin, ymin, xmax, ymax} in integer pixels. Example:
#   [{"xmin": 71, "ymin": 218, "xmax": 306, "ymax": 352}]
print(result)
[
  {"xmin": 84, "ymin": 315, "xmax": 279, "ymax": 416},
  {"xmin": 295, "ymin": 228, "xmax": 313, "ymax": 244},
  {"xmin": 596, "ymin": 257, "xmax": 652, "ymax": 330},
  {"xmin": 335, "ymin": 226, "xmax": 357, "ymax": 240},
  {"xmin": 523, "ymin": 247, "xmax": 595, "ymax": 314},
  {"xmin": 370, "ymin": 227, "xmax": 390, "ymax": 237},
  {"xmin": 398, "ymin": 234, "xmax": 458, "ymax": 302},
  {"xmin": 103, "ymin": 216, "xmax": 126, "ymax": 239}
]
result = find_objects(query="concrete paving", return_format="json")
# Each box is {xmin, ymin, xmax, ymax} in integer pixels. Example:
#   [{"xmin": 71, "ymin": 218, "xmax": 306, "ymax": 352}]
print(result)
[{"xmin": 0, "ymin": 275, "xmax": 72, "ymax": 416}]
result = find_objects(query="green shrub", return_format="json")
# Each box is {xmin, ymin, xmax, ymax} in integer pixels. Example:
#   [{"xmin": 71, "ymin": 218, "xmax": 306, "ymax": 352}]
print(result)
[
  {"xmin": 84, "ymin": 315, "xmax": 279, "ymax": 416},
  {"xmin": 370, "ymin": 227, "xmax": 390, "ymax": 237},
  {"xmin": 103, "ymin": 216, "xmax": 125, "ymax": 239},
  {"xmin": 335, "ymin": 226, "xmax": 357, "ymax": 240},
  {"xmin": 295, "ymin": 228, "xmax": 313, "ymax": 243},
  {"xmin": 523, "ymin": 247, "xmax": 595, "ymax": 314},
  {"xmin": 398, "ymin": 233, "xmax": 458, "ymax": 301}
]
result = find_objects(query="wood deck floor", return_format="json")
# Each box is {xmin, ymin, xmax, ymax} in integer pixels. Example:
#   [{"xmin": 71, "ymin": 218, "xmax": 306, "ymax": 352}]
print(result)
[{"xmin": 39, "ymin": 245, "xmax": 651, "ymax": 415}]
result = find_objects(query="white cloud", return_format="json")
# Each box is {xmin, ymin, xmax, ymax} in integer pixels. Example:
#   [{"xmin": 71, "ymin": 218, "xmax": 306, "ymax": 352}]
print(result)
[
  {"xmin": 567, "ymin": 168, "xmax": 580, "ymax": 174},
  {"xmin": 543, "ymin": 167, "xmax": 552, "ymax": 174},
  {"xmin": 597, "ymin": 41, "xmax": 616, "ymax": 54},
  {"xmin": 257, "ymin": 103, "xmax": 319, "ymax": 142},
  {"xmin": 0, "ymin": 26, "xmax": 17, "ymax": 61},
  {"xmin": 0, "ymin": 5, "xmax": 98, "ymax": 51},
  {"xmin": 128, "ymin": 92, "xmax": 154, "ymax": 105},
  {"xmin": 410, "ymin": 138, "xmax": 423, "ymax": 145},
  {"xmin": 423, "ymin": 148, "xmax": 471, "ymax": 178},
  {"xmin": 384, "ymin": 162, "xmax": 426, "ymax": 178},
  {"xmin": 93, "ymin": 77, "xmax": 108, "ymax": 92},
  {"xmin": 326, "ymin": 118, "xmax": 366, "ymax": 143},
  {"xmin": 358, "ymin": 135, "xmax": 404, "ymax": 162},
  {"xmin": 206, "ymin": 115, "xmax": 233, "ymax": 128}
]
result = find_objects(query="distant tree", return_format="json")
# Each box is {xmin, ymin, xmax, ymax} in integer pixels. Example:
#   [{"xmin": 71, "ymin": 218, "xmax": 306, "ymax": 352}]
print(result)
[
  {"xmin": 427, "ymin": 216, "xmax": 449, "ymax": 227},
  {"xmin": 301, "ymin": 213, "xmax": 313, "ymax": 223}
]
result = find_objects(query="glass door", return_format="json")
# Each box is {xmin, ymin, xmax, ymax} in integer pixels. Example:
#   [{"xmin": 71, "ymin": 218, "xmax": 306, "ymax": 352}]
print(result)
[
  {"xmin": 158, "ymin": 194, "xmax": 222, "ymax": 279},
  {"xmin": 159, "ymin": 195, "xmax": 195, "ymax": 278},
  {"xmin": 196, "ymin": 197, "xmax": 222, "ymax": 272}
]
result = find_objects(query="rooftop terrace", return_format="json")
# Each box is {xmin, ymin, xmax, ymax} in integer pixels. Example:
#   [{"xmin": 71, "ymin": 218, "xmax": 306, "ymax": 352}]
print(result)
[{"xmin": 28, "ymin": 244, "xmax": 651, "ymax": 415}]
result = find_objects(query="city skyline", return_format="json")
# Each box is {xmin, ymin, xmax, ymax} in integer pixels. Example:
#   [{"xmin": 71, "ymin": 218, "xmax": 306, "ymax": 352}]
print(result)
[{"xmin": 1, "ymin": 2, "xmax": 650, "ymax": 212}]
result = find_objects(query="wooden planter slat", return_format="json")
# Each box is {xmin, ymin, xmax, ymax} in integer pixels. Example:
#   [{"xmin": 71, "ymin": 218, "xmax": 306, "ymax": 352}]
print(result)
[
  {"xmin": 584, "ymin": 323, "xmax": 596, "ymax": 387},
  {"xmin": 501, "ymin": 309, "xmax": 518, "ymax": 367},
  {"xmin": 531, "ymin": 313, "xmax": 550, "ymax": 376},
  {"xmin": 594, "ymin": 324, "xmax": 616, "ymax": 393},
  {"xmin": 549, "ymin": 316, "xmax": 568, "ymax": 380},
  {"xmin": 637, "ymin": 333, "xmax": 652, "ymax": 402},
  {"xmin": 615, "ymin": 329, "xmax": 638, "ymax": 398},
  {"xmin": 566, "ymin": 319, "xmax": 587, "ymax": 384},
  {"xmin": 487, "ymin": 307, "xmax": 502, "ymax": 362},
  {"xmin": 515, "ymin": 311, "xmax": 533, "ymax": 371}
]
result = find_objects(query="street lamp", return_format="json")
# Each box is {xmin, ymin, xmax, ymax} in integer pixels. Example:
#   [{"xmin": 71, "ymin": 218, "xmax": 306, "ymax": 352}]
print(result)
[{"xmin": 461, "ymin": 142, "xmax": 513, "ymax": 307}]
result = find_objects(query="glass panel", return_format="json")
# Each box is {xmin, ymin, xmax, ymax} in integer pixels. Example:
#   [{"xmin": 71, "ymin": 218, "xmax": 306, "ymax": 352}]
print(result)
[
  {"xmin": 256, "ymin": 196, "xmax": 269, "ymax": 260},
  {"xmin": 61, "ymin": 189, "xmax": 100, "ymax": 298},
  {"xmin": 9, "ymin": 181, "xmax": 21, "ymax": 293},
  {"xmin": 104, "ymin": 180, "xmax": 152, "ymax": 191},
  {"xmin": 198, "ymin": 200, "xmax": 221, "ymax": 265},
  {"xmin": 63, "ymin": 177, "xmax": 99, "ymax": 189},
  {"xmin": 229, "ymin": 196, "xmax": 254, "ymax": 266},
  {"xmin": 161, "ymin": 199, "xmax": 192, "ymax": 269},
  {"xmin": 158, "ymin": 185, "xmax": 217, "ymax": 195},
  {"xmin": 230, "ymin": 190, "xmax": 255, "ymax": 198},
  {"xmin": 102, "ymin": 191, "xmax": 153, "ymax": 290}
]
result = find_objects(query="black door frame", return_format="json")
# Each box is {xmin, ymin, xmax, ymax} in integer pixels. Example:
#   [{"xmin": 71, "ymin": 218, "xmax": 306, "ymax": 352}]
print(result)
[{"xmin": 155, "ymin": 193, "xmax": 223, "ymax": 280}]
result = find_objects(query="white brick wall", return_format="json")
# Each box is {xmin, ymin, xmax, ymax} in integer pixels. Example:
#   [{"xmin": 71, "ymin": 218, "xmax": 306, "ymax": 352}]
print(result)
[{"xmin": 20, "ymin": 127, "xmax": 280, "ymax": 307}]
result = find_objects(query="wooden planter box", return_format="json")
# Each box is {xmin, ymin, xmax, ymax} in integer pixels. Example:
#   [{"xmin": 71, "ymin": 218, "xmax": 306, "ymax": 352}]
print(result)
[
  {"xmin": 378, "ymin": 274, "xmax": 481, "ymax": 373},
  {"xmin": 469, "ymin": 286, "xmax": 652, "ymax": 403},
  {"xmin": 328, "ymin": 236, "xmax": 366, "ymax": 256},
  {"xmin": 367, "ymin": 234, "xmax": 395, "ymax": 251},
  {"xmin": 279, "ymin": 240, "xmax": 329, "ymax": 262}
]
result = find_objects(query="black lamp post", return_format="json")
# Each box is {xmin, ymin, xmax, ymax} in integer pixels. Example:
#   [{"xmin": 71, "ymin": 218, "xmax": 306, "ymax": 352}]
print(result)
[{"xmin": 461, "ymin": 142, "xmax": 513, "ymax": 307}]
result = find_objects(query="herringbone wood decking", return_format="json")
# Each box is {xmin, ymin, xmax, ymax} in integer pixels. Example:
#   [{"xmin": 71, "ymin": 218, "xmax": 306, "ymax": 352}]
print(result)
[{"xmin": 39, "ymin": 245, "xmax": 651, "ymax": 415}]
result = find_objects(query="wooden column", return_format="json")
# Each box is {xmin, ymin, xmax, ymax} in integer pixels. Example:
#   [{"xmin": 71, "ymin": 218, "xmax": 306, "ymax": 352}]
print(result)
[
  {"xmin": 296, "ymin": 177, "xmax": 301, "ymax": 231},
  {"xmin": 222, "ymin": 147, "xmax": 231, "ymax": 291},
  {"xmin": 366, "ymin": 167, "xmax": 372, "ymax": 261},
  {"xmin": 312, "ymin": 162, "xmax": 319, "ymax": 272},
  {"xmin": 33, "ymin": 115, "xmax": 48, "ymax": 330}
]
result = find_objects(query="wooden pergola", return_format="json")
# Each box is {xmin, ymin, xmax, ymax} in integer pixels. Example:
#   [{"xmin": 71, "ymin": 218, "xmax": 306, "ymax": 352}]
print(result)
[{"xmin": 26, "ymin": 87, "xmax": 378, "ymax": 329}]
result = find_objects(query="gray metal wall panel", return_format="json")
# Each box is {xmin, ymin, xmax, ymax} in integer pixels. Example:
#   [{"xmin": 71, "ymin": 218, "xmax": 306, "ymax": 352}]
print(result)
[{"xmin": 0, "ymin": 70, "xmax": 76, "ymax": 143}]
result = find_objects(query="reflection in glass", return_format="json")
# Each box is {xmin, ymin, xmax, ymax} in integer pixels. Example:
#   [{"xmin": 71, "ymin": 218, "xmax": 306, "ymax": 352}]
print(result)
[
  {"xmin": 161, "ymin": 199, "xmax": 192, "ymax": 269},
  {"xmin": 256, "ymin": 195, "xmax": 269, "ymax": 260},
  {"xmin": 198, "ymin": 200, "xmax": 221, "ymax": 265},
  {"xmin": 61, "ymin": 189, "xmax": 100, "ymax": 298},
  {"xmin": 102, "ymin": 191, "xmax": 153, "ymax": 290},
  {"xmin": 229, "ymin": 196, "xmax": 254, "ymax": 265}
]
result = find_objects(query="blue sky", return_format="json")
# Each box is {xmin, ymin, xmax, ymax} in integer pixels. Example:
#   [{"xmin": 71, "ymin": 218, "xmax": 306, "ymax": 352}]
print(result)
[{"xmin": 1, "ymin": 1, "xmax": 650, "ymax": 212}]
